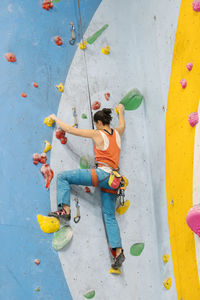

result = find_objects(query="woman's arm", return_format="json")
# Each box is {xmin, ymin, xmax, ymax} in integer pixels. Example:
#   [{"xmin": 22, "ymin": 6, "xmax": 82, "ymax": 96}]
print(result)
[
  {"xmin": 48, "ymin": 114, "xmax": 99, "ymax": 139},
  {"xmin": 115, "ymin": 104, "xmax": 125, "ymax": 136}
]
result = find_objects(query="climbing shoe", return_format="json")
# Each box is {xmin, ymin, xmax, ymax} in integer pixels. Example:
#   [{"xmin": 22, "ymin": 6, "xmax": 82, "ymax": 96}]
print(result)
[
  {"xmin": 111, "ymin": 250, "xmax": 125, "ymax": 270},
  {"xmin": 48, "ymin": 209, "xmax": 71, "ymax": 221}
]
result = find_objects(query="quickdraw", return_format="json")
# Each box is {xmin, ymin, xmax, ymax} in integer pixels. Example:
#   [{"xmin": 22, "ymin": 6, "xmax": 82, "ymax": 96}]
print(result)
[
  {"xmin": 69, "ymin": 21, "xmax": 76, "ymax": 45},
  {"xmin": 74, "ymin": 197, "xmax": 81, "ymax": 223}
]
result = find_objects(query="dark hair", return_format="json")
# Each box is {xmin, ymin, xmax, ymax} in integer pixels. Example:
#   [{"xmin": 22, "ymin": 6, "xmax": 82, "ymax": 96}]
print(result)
[{"xmin": 93, "ymin": 108, "xmax": 112, "ymax": 125}]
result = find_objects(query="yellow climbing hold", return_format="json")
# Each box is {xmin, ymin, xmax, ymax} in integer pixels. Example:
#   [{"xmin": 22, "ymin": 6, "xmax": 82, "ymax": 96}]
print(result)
[
  {"xmin": 101, "ymin": 46, "xmax": 110, "ymax": 55},
  {"xmin": 163, "ymin": 277, "xmax": 172, "ymax": 290},
  {"xmin": 78, "ymin": 40, "xmax": 87, "ymax": 50},
  {"xmin": 44, "ymin": 117, "xmax": 55, "ymax": 127},
  {"xmin": 115, "ymin": 107, "xmax": 119, "ymax": 115},
  {"xmin": 43, "ymin": 140, "xmax": 52, "ymax": 153},
  {"xmin": 116, "ymin": 200, "xmax": 130, "ymax": 215},
  {"xmin": 163, "ymin": 254, "xmax": 169, "ymax": 263},
  {"xmin": 37, "ymin": 215, "xmax": 60, "ymax": 234},
  {"xmin": 109, "ymin": 267, "xmax": 121, "ymax": 275},
  {"xmin": 56, "ymin": 83, "xmax": 64, "ymax": 93}
]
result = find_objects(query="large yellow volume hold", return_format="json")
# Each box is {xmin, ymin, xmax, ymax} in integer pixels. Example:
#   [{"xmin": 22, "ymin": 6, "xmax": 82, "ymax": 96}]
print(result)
[{"xmin": 37, "ymin": 215, "xmax": 60, "ymax": 234}]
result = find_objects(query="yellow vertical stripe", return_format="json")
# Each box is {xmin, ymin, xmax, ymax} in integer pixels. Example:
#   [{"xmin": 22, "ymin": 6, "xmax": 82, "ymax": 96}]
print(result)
[{"xmin": 166, "ymin": 0, "xmax": 200, "ymax": 299}]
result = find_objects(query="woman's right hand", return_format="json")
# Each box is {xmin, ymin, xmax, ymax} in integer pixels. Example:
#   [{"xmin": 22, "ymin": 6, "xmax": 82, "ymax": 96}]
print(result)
[{"xmin": 116, "ymin": 104, "xmax": 124, "ymax": 114}]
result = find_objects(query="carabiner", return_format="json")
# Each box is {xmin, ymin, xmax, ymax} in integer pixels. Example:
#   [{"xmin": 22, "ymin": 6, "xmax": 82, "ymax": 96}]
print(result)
[{"xmin": 74, "ymin": 215, "xmax": 81, "ymax": 223}]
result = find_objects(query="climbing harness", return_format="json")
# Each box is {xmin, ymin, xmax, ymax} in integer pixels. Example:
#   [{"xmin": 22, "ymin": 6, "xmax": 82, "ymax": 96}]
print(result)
[
  {"xmin": 69, "ymin": 21, "xmax": 76, "ymax": 45},
  {"xmin": 74, "ymin": 197, "xmax": 81, "ymax": 223},
  {"xmin": 72, "ymin": 106, "xmax": 78, "ymax": 128}
]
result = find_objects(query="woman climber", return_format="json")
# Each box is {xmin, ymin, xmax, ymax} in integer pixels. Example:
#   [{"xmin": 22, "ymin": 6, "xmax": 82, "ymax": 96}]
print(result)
[{"xmin": 48, "ymin": 104, "xmax": 125, "ymax": 270}]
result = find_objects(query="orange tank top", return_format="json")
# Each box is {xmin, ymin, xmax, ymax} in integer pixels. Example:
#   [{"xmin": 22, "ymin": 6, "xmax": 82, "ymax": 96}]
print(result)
[{"xmin": 94, "ymin": 129, "xmax": 121, "ymax": 169}]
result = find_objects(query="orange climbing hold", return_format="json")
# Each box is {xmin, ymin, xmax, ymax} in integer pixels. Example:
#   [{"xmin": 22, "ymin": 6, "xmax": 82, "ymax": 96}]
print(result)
[
  {"xmin": 21, "ymin": 93, "xmax": 27, "ymax": 98},
  {"xmin": 5, "ymin": 52, "xmax": 17, "ymax": 62},
  {"xmin": 54, "ymin": 36, "xmax": 63, "ymax": 46},
  {"xmin": 33, "ymin": 82, "xmax": 39, "ymax": 88},
  {"xmin": 42, "ymin": 0, "xmax": 53, "ymax": 10}
]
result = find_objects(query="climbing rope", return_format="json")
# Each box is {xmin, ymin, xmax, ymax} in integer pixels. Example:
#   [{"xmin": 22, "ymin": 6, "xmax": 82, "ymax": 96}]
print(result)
[{"xmin": 77, "ymin": 0, "xmax": 94, "ymax": 129}]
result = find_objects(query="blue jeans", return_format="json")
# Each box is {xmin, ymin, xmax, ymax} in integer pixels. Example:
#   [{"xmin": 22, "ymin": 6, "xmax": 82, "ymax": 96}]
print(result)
[{"xmin": 57, "ymin": 168, "xmax": 122, "ymax": 248}]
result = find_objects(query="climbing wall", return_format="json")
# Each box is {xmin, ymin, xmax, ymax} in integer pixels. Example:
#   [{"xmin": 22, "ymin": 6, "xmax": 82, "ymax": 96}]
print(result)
[
  {"xmin": 50, "ymin": 0, "xmax": 181, "ymax": 299},
  {"xmin": 2, "ymin": 0, "xmax": 200, "ymax": 299}
]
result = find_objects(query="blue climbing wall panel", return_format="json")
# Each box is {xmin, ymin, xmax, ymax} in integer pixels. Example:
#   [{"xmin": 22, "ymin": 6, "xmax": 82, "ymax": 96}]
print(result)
[{"xmin": 0, "ymin": 0, "xmax": 101, "ymax": 299}]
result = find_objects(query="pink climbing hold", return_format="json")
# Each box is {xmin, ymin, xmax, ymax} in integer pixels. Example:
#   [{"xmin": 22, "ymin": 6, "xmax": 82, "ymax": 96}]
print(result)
[
  {"xmin": 92, "ymin": 101, "xmax": 101, "ymax": 110},
  {"xmin": 193, "ymin": 0, "xmax": 200, "ymax": 11},
  {"xmin": 54, "ymin": 36, "xmax": 63, "ymax": 46},
  {"xmin": 180, "ymin": 79, "xmax": 187, "ymax": 89},
  {"xmin": 186, "ymin": 63, "xmax": 193, "ymax": 71},
  {"xmin": 104, "ymin": 93, "xmax": 110, "ymax": 101},
  {"xmin": 40, "ymin": 164, "xmax": 54, "ymax": 191},
  {"xmin": 42, "ymin": 0, "xmax": 53, "ymax": 10},
  {"xmin": 188, "ymin": 112, "xmax": 199, "ymax": 127},
  {"xmin": 186, "ymin": 204, "xmax": 200, "ymax": 236},
  {"xmin": 33, "ymin": 153, "xmax": 41, "ymax": 165},
  {"xmin": 5, "ymin": 52, "xmax": 17, "ymax": 62}
]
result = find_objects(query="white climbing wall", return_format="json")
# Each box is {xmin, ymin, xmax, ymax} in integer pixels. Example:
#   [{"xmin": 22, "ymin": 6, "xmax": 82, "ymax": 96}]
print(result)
[{"xmin": 50, "ymin": 0, "xmax": 181, "ymax": 299}]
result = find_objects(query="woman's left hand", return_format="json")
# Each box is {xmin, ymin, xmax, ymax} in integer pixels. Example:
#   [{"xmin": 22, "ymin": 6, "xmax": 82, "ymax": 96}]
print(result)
[{"xmin": 48, "ymin": 114, "xmax": 57, "ymax": 121}]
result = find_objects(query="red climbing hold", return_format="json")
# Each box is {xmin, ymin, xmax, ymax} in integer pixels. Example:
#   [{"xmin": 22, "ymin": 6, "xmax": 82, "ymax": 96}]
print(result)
[
  {"xmin": 21, "ymin": 93, "xmax": 27, "ymax": 98},
  {"xmin": 54, "ymin": 36, "xmax": 63, "ymax": 46},
  {"xmin": 33, "ymin": 153, "xmax": 41, "ymax": 165},
  {"xmin": 56, "ymin": 128, "xmax": 65, "ymax": 139},
  {"xmin": 42, "ymin": 0, "xmax": 53, "ymax": 10},
  {"xmin": 40, "ymin": 153, "xmax": 47, "ymax": 164},
  {"xmin": 5, "ymin": 52, "xmax": 17, "ymax": 62},
  {"xmin": 92, "ymin": 101, "xmax": 101, "ymax": 110},
  {"xmin": 84, "ymin": 187, "xmax": 91, "ymax": 193},
  {"xmin": 60, "ymin": 137, "xmax": 67, "ymax": 144},
  {"xmin": 104, "ymin": 93, "xmax": 110, "ymax": 101},
  {"xmin": 34, "ymin": 259, "xmax": 40, "ymax": 265},
  {"xmin": 33, "ymin": 82, "xmax": 39, "ymax": 88},
  {"xmin": 40, "ymin": 164, "xmax": 54, "ymax": 191}
]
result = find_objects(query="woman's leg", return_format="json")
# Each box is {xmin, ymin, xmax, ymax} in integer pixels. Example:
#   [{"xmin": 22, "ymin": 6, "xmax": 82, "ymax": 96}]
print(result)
[
  {"xmin": 49, "ymin": 169, "xmax": 92, "ymax": 219},
  {"xmin": 101, "ymin": 191, "xmax": 122, "ymax": 249},
  {"xmin": 57, "ymin": 169, "xmax": 92, "ymax": 208}
]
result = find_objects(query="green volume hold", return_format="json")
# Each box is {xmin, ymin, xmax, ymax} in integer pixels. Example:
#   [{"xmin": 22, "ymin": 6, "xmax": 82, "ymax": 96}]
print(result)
[{"xmin": 87, "ymin": 24, "xmax": 109, "ymax": 44}]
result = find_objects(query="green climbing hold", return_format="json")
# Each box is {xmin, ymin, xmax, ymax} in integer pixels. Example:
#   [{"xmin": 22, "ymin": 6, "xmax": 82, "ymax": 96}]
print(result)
[
  {"xmin": 80, "ymin": 156, "xmax": 90, "ymax": 169},
  {"xmin": 130, "ymin": 243, "xmax": 144, "ymax": 256},
  {"xmin": 52, "ymin": 0, "xmax": 62, "ymax": 3},
  {"xmin": 87, "ymin": 24, "xmax": 109, "ymax": 44},
  {"xmin": 81, "ymin": 113, "xmax": 87, "ymax": 119},
  {"xmin": 52, "ymin": 225, "xmax": 73, "ymax": 251},
  {"xmin": 35, "ymin": 287, "xmax": 40, "ymax": 292},
  {"xmin": 84, "ymin": 290, "xmax": 95, "ymax": 299},
  {"xmin": 120, "ymin": 88, "xmax": 143, "ymax": 111}
]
